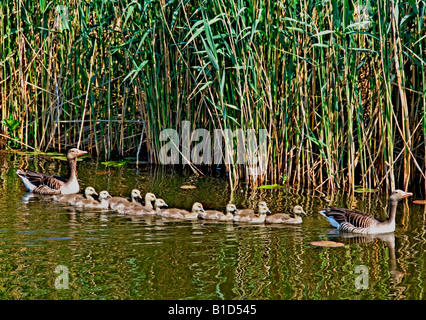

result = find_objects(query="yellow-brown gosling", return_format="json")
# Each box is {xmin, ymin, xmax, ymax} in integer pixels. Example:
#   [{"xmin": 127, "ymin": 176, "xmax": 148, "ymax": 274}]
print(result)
[
  {"xmin": 233, "ymin": 201, "xmax": 271, "ymax": 222},
  {"xmin": 53, "ymin": 186, "xmax": 97, "ymax": 205},
  {"xmin": 116, "ymin": 192, "xmax": 157, "ymax": 212},
  {"xmin": 159, "ymin": 202, "xmax": 204, "ymax": 220},
  {"xmin": 199, "ymin": 204, "xmax": 238, "ymax": 221},
  {"xmin": 117, "ymin": 198, "xmax": 168, "ymax": 216},
  {"xmin": 265, "ymin": 205, "xmax": 306, "ymax": 224},
  {"xmin": 74, "ymin": 190, "xmax": 112, "ymax": 209},
  {"xmin": 107, "ymin": 189, "xmax": 142, "ymax": 210}
]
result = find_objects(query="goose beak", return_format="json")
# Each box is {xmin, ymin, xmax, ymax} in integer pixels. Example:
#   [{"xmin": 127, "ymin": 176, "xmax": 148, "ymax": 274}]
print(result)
[
  {"xmin": 402, "ymin": 191, "xmax": 413, "ymax": 198},
  {"xmin": 77, "ymin": 150, "xmax": 87, "ymax": 156}
]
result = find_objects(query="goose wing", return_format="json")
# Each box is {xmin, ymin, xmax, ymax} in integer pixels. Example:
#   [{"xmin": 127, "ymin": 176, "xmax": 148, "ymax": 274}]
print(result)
[
  {"xmin": 17, "ymin": 169, "xmax": 66, "ymax": 191},
  {"xmin": 33, "ymin": 184, "xmax": 61, "ymax": 195},
  {"xmin": 322, "ymin": 207, "xmax": 380, "ymax": 230}
]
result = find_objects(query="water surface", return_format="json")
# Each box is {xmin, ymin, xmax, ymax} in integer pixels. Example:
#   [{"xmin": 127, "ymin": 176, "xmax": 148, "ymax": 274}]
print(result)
[{"xmin": 0, "ymin": 151, "xmax": 424, "ymax": 299}]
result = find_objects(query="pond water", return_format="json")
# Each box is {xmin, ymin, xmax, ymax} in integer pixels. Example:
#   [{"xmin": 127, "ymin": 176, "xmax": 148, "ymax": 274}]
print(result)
[{"xmin": 0, "ymin": 150, "xmax": 425, "ymax": 300}]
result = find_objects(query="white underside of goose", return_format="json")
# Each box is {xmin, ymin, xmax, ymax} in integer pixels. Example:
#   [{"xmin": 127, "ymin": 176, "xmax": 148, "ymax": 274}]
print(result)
[
  {"xmin": 60, "ymin": 179, "xmax": 80, "ymax": 195},
  {"xmin": 319, "ymin": 211, "xmax": 341, "ymax": 228},
  {"xmin": 19, "ymin": 175, "xmax": 37, "ymax": 192}
]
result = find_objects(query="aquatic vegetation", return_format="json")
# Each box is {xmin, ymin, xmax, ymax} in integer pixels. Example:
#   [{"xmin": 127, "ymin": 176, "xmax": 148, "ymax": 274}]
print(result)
[
  {"xmin": 101, "ymin": 160, "xmax": 128, "ymax": 167},
  {"xmin": 257, "ymin": 184, "xmax": 285, "ymax": 190},
  {"xmin": 1, "ymin": 0, "xmax": 425, "ymax": 192}
]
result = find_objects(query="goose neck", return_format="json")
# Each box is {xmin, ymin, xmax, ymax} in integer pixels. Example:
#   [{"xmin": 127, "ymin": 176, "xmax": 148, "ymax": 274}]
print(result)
[
  {"xmin": 383, "ymin": 199, "xmax": 399, "ymax": 227},
  {"xmin": 67, "ymin": 159, "xmax": 77, "ymax": 182}
]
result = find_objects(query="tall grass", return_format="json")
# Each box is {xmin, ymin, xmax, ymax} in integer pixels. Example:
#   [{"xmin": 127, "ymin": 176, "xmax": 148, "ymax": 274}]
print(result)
[{"xmin": 1, "ymin": 0, "xmax": 425, "ymax": 192}]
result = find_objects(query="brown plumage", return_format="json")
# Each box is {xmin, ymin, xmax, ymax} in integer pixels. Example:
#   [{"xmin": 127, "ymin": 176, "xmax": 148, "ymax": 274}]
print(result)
[
  {"xmin": 53, "ymin": 186, "xmax": 98, "ymax": 205},
  {"xmin": 159, "ymin": 202, "xmax": 204, "ymax": 220},
  {"xmin": 266, "ymin": 205, "xmax": 306, "ymax": 224},
  {"xmin": 117, "ymin": 198, "xmax": 168, "ymax": 216},
  {"xmin": 320, "ymin": 189, "xmax": 412, "ymax": 234},
  {"xmin": 107, "ymin": 189, "xmax": 143, "ymax": 210},
  {"xmin": 233, "ymin": 201, "xmax": 271, "ymax": 222},
  {"xmin": 74, "ymin": 190, "xmax": 112, "ymax": 209},
  {"xmin": 199, "ymin": 204, "xmax": 238, "ymax": 221},
  {"xmin": 114, "ymin": 192, "xmax": 156, "ymax": 212}
]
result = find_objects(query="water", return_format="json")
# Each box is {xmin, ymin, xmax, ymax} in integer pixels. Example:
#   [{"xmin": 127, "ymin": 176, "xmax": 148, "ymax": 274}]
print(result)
[{"xmin": 0, "ymin": 150, "xmax": 425, "ymax": 300}]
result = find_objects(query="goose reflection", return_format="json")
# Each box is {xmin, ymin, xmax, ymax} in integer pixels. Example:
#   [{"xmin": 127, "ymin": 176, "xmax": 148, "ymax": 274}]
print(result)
[{"xmin": 326, "ymin": 229, "xmax": 405, "ymax": 283}]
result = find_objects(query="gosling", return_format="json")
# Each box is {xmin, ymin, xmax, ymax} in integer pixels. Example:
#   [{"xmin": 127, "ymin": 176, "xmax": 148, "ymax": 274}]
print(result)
[
  {"xmin": 53, "ymin": 186, "xmax": 97, "ymax": 205},
  {"xmin": 265, "ymin": 205, "xmax": 306, "ymax": 224},
  {"xmin": 74, "ymin": 190, "xmax": 112, "ymax": 209},
  {"xmin": 233, "ymin": 201, "xmax": 271, "ymax": 223},
  {"xmin": 115, "ymin": 192, "xmax": 156, "ymax": 212},
  {"xmin": 108, "ymin": 189, "xmax": 143, "ymax": 210},
  {"xmin": 199, "ymin": 204, "xmax": 238, "ymax": 221},
  {"xmin": 117, "ymin": 198, "xmax": 168, "ymax": 216},
  {"xmin": 160, "ymin": 202, "xmax": 205, "ymax": 220}
]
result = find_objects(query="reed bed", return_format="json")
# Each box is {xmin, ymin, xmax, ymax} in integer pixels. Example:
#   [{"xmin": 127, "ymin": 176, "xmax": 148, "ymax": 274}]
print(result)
[{"xmin": 1, "ymin": 0, "xmax": 425, "ymax": 192}]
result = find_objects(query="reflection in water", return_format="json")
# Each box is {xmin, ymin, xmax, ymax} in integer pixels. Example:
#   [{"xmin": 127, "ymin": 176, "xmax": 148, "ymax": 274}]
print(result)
[
  {"xmin": 0, "ymin": 151, "xmax": 425, "ymax": 299},
  {"xmin": 335, "ymin": 232, "xmax": 405, "ymax": 282}
]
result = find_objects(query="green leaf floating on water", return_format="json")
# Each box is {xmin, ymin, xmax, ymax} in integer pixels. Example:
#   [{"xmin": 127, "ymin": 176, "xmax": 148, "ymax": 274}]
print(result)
[
  {"xmin": 101, "ymin": 160, "xmax": 128, "ymax": 167},
  {"xmin": 13, "ymin": 151, "xmax": 63, "ymax": 156},
  {"xmin": 52, "ymin": 155, "xmax": 86, "ymax": 161},
  {"xmin": 311, "ymin": 241, "xmax": 344, "ymax": 247},
  {"xmin": 354, "ymin": 188, "xmax": 376, "ymax": 193},
  {"xmin": 257, "ymin": 184, "xmax": 285, "ymax": 189}
]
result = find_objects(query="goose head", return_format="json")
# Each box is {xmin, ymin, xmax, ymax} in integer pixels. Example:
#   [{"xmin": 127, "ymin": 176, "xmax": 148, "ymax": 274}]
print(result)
[
  {"xmin": 293, "ymin": 205, "xmax": 306, "ymax": 216},
  {"xmin": 154, "ymin": 198, "xmax": 168, "ymax": 209},
  {"xmin": 144, "ymin": 192, "xmax": 157, "ymax": 208},
  {"xmin": 390, "ymin": 189, "xmax": 413, "ymax": 202},
  {"xmin": 226, "ymin": 204, "xmax": 238, "ymax": 215},
  {"xmin": 99, "ymin": 190, "xmax": 112, "ymax": 201},
  {"xmin": 191, "ymin": 202, "xmax": 205, "ymax": 215},
  {"xmin": 67, "ymin": 148, "xmax": 87, "ymax": 160},
  {"xmin": 130, "ymin": 189, "xmax": 142, "ymax": 202},
  {"xmin": 258, "ymin": 201, "xmax": 271, "ymax": 214},
  {"xmin": 84, "ymin": 186, "xmax": 98, "ymax": 197}
]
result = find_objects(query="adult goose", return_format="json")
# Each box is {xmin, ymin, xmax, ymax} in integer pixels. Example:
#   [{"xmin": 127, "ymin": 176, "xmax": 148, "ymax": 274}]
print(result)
[
  {"xmin": 16, "ymin": 148, "xmax": 87, "ymax": 195},
  {"xmin": 74, "ymin": 190, "xmax": 112, "ymax": 209},
  {"xmin": 160, "ymin": 202, "xmax": 205, "ymax": 220},
  {"xmin": 199, "ymin": 204, "xmax": 238, "ymax": 221},
  {"xmin": 108, "ymin": 189, "xmax": 143, "ymax": 210},
  {"xmin": 118, "ymin": 198, "xmax": 168, "ymax": 216},
  {"xmin": 266, "ymin": 205, "xmax": 306, "ymax": 224},
  {"xmin": 319, "ymin": 189, "xmax": 412, "ymax": 234},
  {"xmin": 233, "ymin": 201, "xmax": 271, "ymax": 222},
  {"xmin": 53, "ymin": 186, "xmax": 98, "ymax": 205}
]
